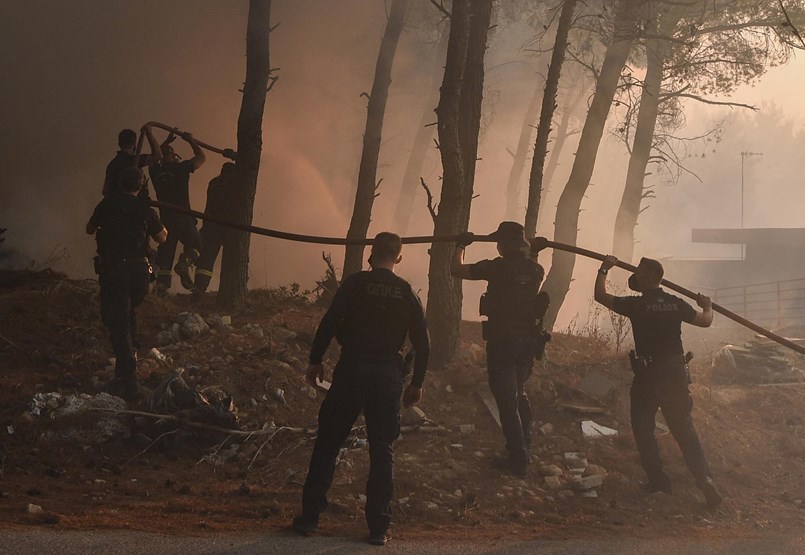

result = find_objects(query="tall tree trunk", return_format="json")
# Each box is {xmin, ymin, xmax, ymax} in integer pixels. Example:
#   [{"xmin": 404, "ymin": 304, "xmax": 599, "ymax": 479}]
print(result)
[
  {"xmin": 218, "ymin": 0, "xmax": 271, "ymax": 310},
  {"xmin": 536, "ymin": 84, "xmax": 585, "ymax": 233},
  {"xmin": 393, "ymin": 25, "xmax": 449, "ymax": 235},
  {"xmin": 541, "ymin": 0, "xmax": 642, "ymax": 330},
  {"xmin": 524, "ymin": 0, "xmax": 578, "ymax": 238},
  {"xmin": 426, "ymin": 0, "xmax": 492, "ymax": 369},
  {"xmin": 613, "ymin": 24, "xmax": 676, "ymax": 262},
  {"xmin": 343, "ymin": 0, "xmax": 409, "ymax": 277},
  {"xmin": 503, "ymin": 86, "xmax": 541, "ymax": 220}
]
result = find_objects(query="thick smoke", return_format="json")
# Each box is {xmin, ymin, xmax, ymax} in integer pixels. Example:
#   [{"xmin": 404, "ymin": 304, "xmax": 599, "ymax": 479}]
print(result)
[{"xmin": 1, "ymin": 1, "xmax": 803, "ymax": 327}]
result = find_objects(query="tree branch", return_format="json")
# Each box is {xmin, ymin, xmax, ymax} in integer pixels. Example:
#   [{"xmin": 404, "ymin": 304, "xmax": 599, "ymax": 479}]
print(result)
[
  {"xmin": 429, "ymin": 0, "xmax": 451, "ymax": 19},
  {"xmin": 779, "ymin": 0, "xmax": 805, "ymax": 48},
  {"xmin": 663, "ymin": 93, "xmax": 757, "ymax": 111},
  {"xmin": 419, "ymin": 177, "xmax": 438, "ymax": 222}
]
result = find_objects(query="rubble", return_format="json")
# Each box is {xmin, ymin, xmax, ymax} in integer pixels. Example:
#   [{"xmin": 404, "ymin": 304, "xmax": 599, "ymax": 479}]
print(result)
[
  {"xmin": 581, "ymin": 420, "xmax": 619, "ymax": 438},
  {"xmin": 713, "ymin": 340, "xmax": 805, "ymax": 384},
  {"xmin": 32, "ymin": 392, "xmax": 129, "ymax": 444}
]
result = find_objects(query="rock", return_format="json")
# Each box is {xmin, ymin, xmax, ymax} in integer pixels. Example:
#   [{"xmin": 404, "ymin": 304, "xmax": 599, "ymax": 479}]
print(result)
[
  {"xmin": 539, "ymin": 423, "xmax": 554, "ymax": 435},
  {"xmin": 558, "ymin": 490, "xmax": 575, "ymax": 500},
  {"xmin": 539, "ymin": 464, "xmax": 564, "ymax": 477},
  {"xmin": 459, "ymin": 424, "xmax": 475, "ymax": 434},
  {"xmin": 26, "ymin": 504, "xmax": 43, "ymax": 514},
  {"xmin": 460, "ymin": 343, "xmax": 485, "ymax": 366},
  {"xmin": 449, "ymin": 444, "xmax": 464, "ymax": 452},
  {"xmin": 445, "ymin": 384, "xmax": 454, "ymax": 394},
  {"xmin": 38, "ymin": 392, "xmax": 129, "ymax": 445},
  {"xmin": 425, "ymin": 502, "xmax": 438, "ymax": 510},
  {"xmin": 247, "ymin": 325, "xmax": 265, "ymax": 339},
  {"xmin": 474, "ymin": 451, "xmax": 485, "ymax": 458},
  {"xmin": 148, "ymin": 348, "xmax": 167, "ymax": 363},
  {"xmin": 358, "ymin": 494, "xmax": 367, "ymax": 503},
  {"xmin": 303, "ymin": 386, "xmax": 318, "ymax": 400},
  {"xmin": 572, "ymin": 475, "xmax": 604, "ymax": 491},
  {"xmin": 155, "ymin": 330, "xmax": 175, "ymax": 347},
  {"xmin": 221, "ymin": 315, "xmax": 232, "ymax": 326},
  {"xmin": 266, "ymin": 326, "xmax": 297, "ymax": 342},
  {"xmin": 177, "ymin": 312, "xmax": 209, "ymax": 339},
  {"xmin": 270, "ymin": 388, "xmax": 286, "ymax": 404},
  {"xmin": 584, "ymin": 464, "xmax": 608, "ymax": 477},
  {"xmin": 401, "ymin": 406, "xmax": 427, "ymax": 426},
  {"xmin": 544, "ymin": 476, "xmax": 563, "ymax": 490}
]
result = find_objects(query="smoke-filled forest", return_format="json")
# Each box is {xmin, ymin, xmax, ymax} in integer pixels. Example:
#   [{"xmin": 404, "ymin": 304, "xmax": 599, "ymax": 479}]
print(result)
[{"xmin": 2, "ymin": 1, "xmax": 805, "ymax": 552}]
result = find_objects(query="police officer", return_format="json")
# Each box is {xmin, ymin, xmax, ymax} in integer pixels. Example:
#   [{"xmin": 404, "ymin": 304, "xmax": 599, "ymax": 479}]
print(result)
[
  {"xmin": 451, "ymin": 222, "xmax": 549, "ymax": 477},
  {"xmin": 193, "ymin": 162, "xmax": 235, "ymax": 293},
  {"xmin": 293, "ymin": 232, "xmax": 430, "ymax": 546},
  {"xmin": 149, "ymin": 132, "xmax": 206, "ymax": 292},
  {"xmin": 103, "ymin": 124, "xmax": 162, "ymax": 200},
  {"xmin": 595, "ymin": 255, "xmax": 723, "ymax": 509},
  {"xmin": 87, "ymin": 167, "xmax": 167, "ymax": 401}
]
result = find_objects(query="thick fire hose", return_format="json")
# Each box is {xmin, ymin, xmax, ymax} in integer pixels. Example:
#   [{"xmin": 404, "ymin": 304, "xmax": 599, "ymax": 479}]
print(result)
[
  {"xmin": 150, "ymin": 199, "xmax": 805, "ymax": 356},
  {"xmin": 146, "ymin": 121, "xmax": 237, "ymax": 160}
]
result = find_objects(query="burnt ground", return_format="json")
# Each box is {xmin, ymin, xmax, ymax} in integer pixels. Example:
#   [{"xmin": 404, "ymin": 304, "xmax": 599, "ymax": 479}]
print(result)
[{"xmin": 0, "ymin": 270, "xmax": 804, "ymax": 543}]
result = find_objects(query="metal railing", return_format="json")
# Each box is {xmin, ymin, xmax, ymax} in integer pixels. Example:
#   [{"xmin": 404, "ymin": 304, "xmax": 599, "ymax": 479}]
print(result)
[{"xmin": 713, "ymin": 277, "xmax": 805, "ymax": 330}]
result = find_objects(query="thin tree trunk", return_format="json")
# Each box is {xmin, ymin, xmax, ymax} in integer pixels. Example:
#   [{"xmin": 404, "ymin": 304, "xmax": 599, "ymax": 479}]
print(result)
[
  {"xmin": 536, "ymin": 84, "xmax": 585, "ymax": 233},
  {"xmin": 343, "ymin": 0, "xmax": 409, "ymax": 277},
  {"xmin": 504, "ymin": 86, "xmax": 541, "ymax": 221},
  {"xmin": 541, "ymin": 0, "xmax": 642, "ymax": 330},
  {"xmin": 426, "ymin": 0, "xmax": 492, "ymax": 369},
  {"xmin": 523, "ymin": 0, "xmax": 578, "ymax": 238},
  {"xmin": 393, "ymin": 25, "xmax": 449, "ymax": 235},
  {"xmin": 218, "ymin": 0, "xmax": 271, "ymax": 310},
  {"xmin": 613, "ymin": 23, "xmax": 677, "ymax": 262}
]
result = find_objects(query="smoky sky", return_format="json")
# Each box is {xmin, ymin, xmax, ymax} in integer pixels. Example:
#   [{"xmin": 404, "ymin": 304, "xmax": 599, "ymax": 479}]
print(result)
[{"xmin": 2, "ymin": 1, "xmax": 804, "ymax": 326}]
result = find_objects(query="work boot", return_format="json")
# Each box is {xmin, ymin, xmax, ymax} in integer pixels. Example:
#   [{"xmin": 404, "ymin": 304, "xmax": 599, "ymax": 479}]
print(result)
[
  {"xmin": 174, "ymin": 255, "xmax": 195, "ymax": 292},
  {"xmin": 698, "ymin": 477, "xmax": 723, "ymax": 510},
  {"xmin": 491, "ymin": 457, "xmax": 527, "ymax": 478},
  {"xmin": 368, "ymin": 530, "xmax": 391, "ymax": 546},
  {"xmin": 103, "ymin": 378, "xmax": 140, "ymax": 403},
  {"xmin": 292, "ymin": 515, "xmax": 318, "ymax": 536}
]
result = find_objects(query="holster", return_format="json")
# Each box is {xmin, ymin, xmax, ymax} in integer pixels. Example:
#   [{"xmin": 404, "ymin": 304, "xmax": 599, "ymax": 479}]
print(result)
[
  {"xmin": 629, "ymin": 350, "xmax": 649, "ymax": 378},
  {"xmin": 533, "ymin": 327, "xmax": 551, "ymax": 361}
]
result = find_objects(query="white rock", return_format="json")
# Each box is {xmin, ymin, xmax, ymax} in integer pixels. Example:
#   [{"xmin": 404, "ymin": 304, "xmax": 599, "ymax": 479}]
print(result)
[
  {"xmin": 459, "ymin": 424, "xmax": 475, "ymax": 434},
  {"xmin": 544, "ymin": 476, "xmax": 563, "ymax": 490},
  {"xmin": 26, "ymin": 504, "xmax": 43, "ymax": 514}
]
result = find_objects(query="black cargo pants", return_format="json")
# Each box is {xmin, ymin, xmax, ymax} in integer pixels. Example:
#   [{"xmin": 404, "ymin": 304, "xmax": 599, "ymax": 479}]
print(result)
[
  {"xmin": 156, "ymin": 213, "xmax": 202, "ymax": 286},
  {"xmin": 194, "ymin": 222, "xmax": 226, "ymax": 292},
  {"xmin": 99, "ymin": 260, "xmax": 151, "ymax": 386},
  {"xmin": 301, "ymin": 358, "xmax": 403, "ymax": 535},
  {"xmin": 631, "ymin": 359, "xmax": 711, "ymax": 488},
  {"xmin": 486, "ymin": 333, "xmax": 536, "ymax": 469}
]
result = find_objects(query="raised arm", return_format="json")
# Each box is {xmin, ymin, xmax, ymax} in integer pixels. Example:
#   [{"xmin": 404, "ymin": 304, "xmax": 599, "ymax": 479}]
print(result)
[
  {"xmin": 450, "ymin": 232, "xmax": 476, "ymax": 280},
  {"xmin": 594, "ymin": 255, "xmax": 618, "ymax": 311},
  {"xmin": 183, "ymin": 132, "xmax": 206, "ymax": 170},
  {"xmin": 142, "ymin": 125, "xmax": 162, "ymax": 166},
  {"xmin": 690, "ymin": 294, "xmax": 714, "ymax": 328}
]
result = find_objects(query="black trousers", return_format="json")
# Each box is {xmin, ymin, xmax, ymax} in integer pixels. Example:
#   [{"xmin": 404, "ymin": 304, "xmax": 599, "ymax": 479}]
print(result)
[
  {"xmin": 99, "ymin": 261, "xmax": 150, "ymax": 385},
  {"xmin": 156, "ymin": 213, "xmax": 201, "ymax": 286},
  {"xmin": 194, "ymin": 223, "xmax": 226, "ymax": 292},
  {"xmin": 631, "ymin": 362, "xmax": 711, "ymax": 487},
  {"xmin": 301, "ymin": 359, "xmax": 403, "ymax": 534},
  {"xmin": 486, "ymin": 334, "xmax": 536, "ymax": 468}
]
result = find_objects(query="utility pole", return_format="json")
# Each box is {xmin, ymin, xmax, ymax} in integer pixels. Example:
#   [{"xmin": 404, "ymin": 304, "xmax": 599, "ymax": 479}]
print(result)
[{"xmin": 740, "ymin": 150, "xmax": 763, "ymax": 260}]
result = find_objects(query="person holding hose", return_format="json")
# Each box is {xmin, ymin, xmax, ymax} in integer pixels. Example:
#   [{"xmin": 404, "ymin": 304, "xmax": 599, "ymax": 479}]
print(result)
[
  {"xmin": 149, "ymin": 131, "xmax": 206, "ymax": 292},
  {"xmin": 594, "ymin": 254, "xmax": 723, "ymax": 509}
]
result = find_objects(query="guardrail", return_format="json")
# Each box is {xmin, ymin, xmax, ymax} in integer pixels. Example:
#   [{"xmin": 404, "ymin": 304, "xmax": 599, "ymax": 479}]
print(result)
[{"xmin": 713, "ymin": 277, "xmax": 805, "ymax": 329}]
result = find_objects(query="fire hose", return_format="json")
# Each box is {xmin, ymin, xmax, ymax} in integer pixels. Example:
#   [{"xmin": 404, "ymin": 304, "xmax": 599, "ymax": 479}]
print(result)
[
  {"xmin": 149, "ymin": 199, "xmax": 805, "ymax": 357},
  {"xmin": 134, "ymin": 122, "xmax": 238, "ymax": 161}
]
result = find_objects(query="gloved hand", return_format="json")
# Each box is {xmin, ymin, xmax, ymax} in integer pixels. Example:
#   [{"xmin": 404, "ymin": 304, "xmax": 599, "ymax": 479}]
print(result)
[
  {"xmin": 456, "ymin": 231, "xmax": 475, "ymax": 248},
  {"xmin": 530, "ymin": 236, "xmax": 549, "ymax": 254}
]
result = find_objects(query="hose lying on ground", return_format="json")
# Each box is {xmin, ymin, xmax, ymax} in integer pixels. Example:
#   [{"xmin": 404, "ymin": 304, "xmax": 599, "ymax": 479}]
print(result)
[{"xmin": 149, "ymin": 200, "xmax": 805, "ymax": 357}]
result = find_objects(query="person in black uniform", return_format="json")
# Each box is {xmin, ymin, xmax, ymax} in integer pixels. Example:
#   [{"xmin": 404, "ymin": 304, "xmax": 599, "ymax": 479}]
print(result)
[
  {"xmin": 193, "ymin": 163, "xmax": 235, "ymax": 293},
  {"xmin": 451, "ymin": 222, "xmax": 550, "ymax": 478},
  {"xmin": 595, "ymin": 255, "xmax": 723, "ymax": 509},
  {"xmin": 293, "ymin": 232, "xmax": 430, "ymax": 546},
  {"xmin": 149, "ymin": 132, "xmax": 206, "ymax": 292},
  {"xmin": 103, "ymin": 125, "xmax": 162, "ymax": 200},
  {"xmin": 87, "ymin": 167, "xmax": 167, "ymax": 401}
]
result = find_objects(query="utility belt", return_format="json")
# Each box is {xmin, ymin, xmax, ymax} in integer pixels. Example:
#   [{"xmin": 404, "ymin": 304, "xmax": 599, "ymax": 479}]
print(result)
[
  {"xmin": 481, "ymin": 320, "xmax": 552, "ymax": 360},
  {"xmin": 94, "ymin": 256, "xmax": 153, "ymax": 277},
  {"xmin": 629, "ymin": 350, "xmax": 693, "ymax": 383}
]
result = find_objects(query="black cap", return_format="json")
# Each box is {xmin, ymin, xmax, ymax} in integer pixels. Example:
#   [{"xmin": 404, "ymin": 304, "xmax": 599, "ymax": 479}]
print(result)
[{"xmin": 489, "ymin": 221, "xmax": 529, "ymax": 249}]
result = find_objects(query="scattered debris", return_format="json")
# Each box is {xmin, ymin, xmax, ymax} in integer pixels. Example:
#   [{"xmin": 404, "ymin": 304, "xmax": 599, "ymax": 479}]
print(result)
[
  {"xmin": 713, "ymin": 341, "xmax": 805, "ymax": 384},
  {"xmin": 581, "ymin": 420, "xmax": 619, "ymax": 439},
  {"xmin": 31, "ymin": 392, "xmax": 129, "ymax": 444},
  {"xmin": 458, "ymin": 424, "xmax": 475, "ymax": 434},
  {"xmin": 578, "ymin": 371, "xmax": 618, "ymax": 400},
  {"xmin": 557, "ymin": 401, "xmax": 607, "ymax": 415}
]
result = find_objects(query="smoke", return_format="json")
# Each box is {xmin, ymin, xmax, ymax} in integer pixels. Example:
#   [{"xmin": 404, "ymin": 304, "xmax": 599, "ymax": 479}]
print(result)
[{"xmin": 2, "ymin": 1, "xmax": 804, "ymax": 328}]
